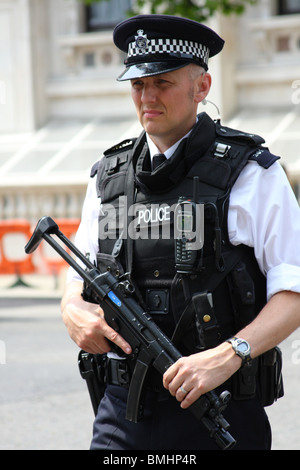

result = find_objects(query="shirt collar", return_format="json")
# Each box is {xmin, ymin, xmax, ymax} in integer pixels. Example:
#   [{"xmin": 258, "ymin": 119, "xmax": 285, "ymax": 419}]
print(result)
[{"xmin": 146, "ymin": 126, "xmax": 194, "ymax": 161}]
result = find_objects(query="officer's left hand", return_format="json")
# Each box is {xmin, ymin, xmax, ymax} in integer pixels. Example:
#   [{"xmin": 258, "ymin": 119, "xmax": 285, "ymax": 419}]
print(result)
[{"xmin": 163, "ymin": 342, "xmax": 241, "ymax": 408}]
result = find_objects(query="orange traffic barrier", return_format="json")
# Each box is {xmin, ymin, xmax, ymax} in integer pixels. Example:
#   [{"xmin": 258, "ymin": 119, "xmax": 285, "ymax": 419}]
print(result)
[
  {"xmin": 36, "ymin": 218, "xmax": 80, "ymax": 275},
  {"xmin": 0, "ymin": 219, "xmax": 35, "ymax": 275}
]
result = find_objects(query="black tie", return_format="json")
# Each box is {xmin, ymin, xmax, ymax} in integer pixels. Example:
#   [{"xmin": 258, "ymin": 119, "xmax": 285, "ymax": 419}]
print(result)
[{"xmin": 152, "ymin": 153, "xmax": 166, "ymax": 170}]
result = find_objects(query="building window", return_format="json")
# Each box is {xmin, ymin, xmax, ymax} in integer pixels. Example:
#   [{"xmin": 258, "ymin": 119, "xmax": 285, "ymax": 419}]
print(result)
[
  {"xmin": 86, "ymin": 0, "xmax": 132, "ymax": 31},
  {"xmin": 278, "ymin": 0, "xmax": 300, "ymax": 14}
]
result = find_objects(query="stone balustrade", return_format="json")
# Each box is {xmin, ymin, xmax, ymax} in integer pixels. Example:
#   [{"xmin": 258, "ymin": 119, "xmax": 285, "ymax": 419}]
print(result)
[{"xmin": 0, "ymin": 182, "xmax": 86, "ymax": 223}]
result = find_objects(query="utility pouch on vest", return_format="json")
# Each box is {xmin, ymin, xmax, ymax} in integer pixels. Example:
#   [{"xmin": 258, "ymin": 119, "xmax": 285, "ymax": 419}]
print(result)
[
  {"xmin": 231, "ymin": 347, "xmax": 284, "ymax": 406},
  {"xmin": 227, "ymin": 261, "xmax": 257, "ymax": 331},
  {"xmin": 258, "ymin": 346, "xmax": 284, "ymax": 407},
  {"xmin": 231, "ymin": 358, "xmax": 258, "ymax": 401},
  {"xmin": 172, "ymin": 291, "xmax": 221, "ymax": 352}
]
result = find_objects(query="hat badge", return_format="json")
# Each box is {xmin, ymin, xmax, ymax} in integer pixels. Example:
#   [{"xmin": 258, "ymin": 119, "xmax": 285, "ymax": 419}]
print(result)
[{"xmin": 135, "ymin": 29, "xmax": 149, "ymax": 52}]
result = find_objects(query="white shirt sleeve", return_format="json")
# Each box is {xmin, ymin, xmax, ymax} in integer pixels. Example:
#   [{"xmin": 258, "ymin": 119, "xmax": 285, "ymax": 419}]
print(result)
[
  {"xmin": 228, "ymin": 160, "xmax": 300, "ymax": 300},
  {"xmin": 66, "ymin": 175, "xmax": 100, "ymax": 283}
]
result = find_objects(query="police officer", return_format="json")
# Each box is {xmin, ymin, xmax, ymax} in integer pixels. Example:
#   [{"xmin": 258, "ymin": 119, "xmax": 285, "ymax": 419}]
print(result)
[{"xmin": 61, "ymin": 15, "xmax": 300, "ymax": 450}]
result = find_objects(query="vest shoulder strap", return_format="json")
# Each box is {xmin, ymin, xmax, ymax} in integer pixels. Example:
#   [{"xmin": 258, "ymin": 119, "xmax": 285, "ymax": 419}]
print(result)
[
  {"xmin": 215, "ymin": 121, "xmax": 280, "ymax": 167},
  {"xmin": 215, "ymin": 121, "xmax": 265, "ymax": 146},
  {"xmin": 212, "ymin": 121, "xmax": 280, "ymax": 188},
  {"xmin": 90, "ymin": 138, "xmax": 137, "ymax": 197},
  {"xmin": 90, "ymin": 138, "xmax": 136, "ymax": 176}
]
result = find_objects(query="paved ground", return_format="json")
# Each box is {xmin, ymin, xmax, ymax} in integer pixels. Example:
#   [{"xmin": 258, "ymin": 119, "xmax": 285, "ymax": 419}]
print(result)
[
  {"xmin": 0, "ymin": 278, "xmax": 299, "ymax": 450},
  {"xmin": 0, "ymin": 290, "xmax": 94, "ymax": 450}
]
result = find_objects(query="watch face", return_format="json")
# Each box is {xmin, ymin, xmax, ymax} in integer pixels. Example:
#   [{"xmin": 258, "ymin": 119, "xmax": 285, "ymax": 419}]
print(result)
[
  {"xmin": 228, "ymin": 338, "xmax": 251, "ymax": 361},
  {"xmin": 238, "ymin": 342, "xmax": 249, "ymax": 353}
]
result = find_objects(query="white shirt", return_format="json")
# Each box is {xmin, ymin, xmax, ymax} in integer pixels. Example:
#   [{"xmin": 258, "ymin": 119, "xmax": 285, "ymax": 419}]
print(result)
[
  {"xmin": 67, "ymin": 139, "xmax": 300, "ymax": 301},
  {"xmin": 147, "ymin": 132, "xmax": 190, "ymax": 163}
]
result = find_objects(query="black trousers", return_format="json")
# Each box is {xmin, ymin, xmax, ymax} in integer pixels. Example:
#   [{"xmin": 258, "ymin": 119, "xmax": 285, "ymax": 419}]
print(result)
[{"xmin": 90, "ymin": 384, "xmax": 272, "ymax": 450}]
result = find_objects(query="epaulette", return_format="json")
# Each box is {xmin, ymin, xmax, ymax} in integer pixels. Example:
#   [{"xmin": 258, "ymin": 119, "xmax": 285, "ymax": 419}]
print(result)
[
  {"xmin": 248, "ymin": 147, "xmax": 280, "ymax": 169},
  {"xmin": 103, "ymin": 139, "xmax": 136, "ymax": 157}
]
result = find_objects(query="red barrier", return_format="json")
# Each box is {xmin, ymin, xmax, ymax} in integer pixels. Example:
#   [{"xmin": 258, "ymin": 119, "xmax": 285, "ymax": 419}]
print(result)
[
  {"xmin": 0, "ymin": 220, "xmax": 35, "ymax": 275},
  {"xmin": 0, "ymin": 218, "xmax": 80, "ymax": 282}
]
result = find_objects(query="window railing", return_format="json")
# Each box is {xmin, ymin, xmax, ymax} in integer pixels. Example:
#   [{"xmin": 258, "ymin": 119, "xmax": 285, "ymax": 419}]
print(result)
[
  {"xmin": 249, "ymin": 14, "xmax": 300, "ymax": 62},
  {"xmin": 58, "ymin": 31, "xmax": 124, "ymax": 77}
]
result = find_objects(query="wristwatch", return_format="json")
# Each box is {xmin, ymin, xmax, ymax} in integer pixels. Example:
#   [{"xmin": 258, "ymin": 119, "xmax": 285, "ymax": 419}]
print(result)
[{"xmin": 227, "ymin": 337, "xmax": 252, "ymax": 366}]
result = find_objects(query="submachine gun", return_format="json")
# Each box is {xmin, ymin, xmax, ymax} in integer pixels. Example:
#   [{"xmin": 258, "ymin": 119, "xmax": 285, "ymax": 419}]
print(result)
[{"xmin": 25, "ymin": 216, "xmax": 236, "ymax": 450}]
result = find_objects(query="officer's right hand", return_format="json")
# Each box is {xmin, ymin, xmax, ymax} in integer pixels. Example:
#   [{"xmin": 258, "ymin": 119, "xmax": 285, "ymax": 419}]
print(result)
[{"xmin": 61, "ymin": 281, "xmax": 132, "ymax": 355}]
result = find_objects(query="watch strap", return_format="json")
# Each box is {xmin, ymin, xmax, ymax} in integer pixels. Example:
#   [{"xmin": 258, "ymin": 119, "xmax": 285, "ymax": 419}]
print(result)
[{"xmin": 227, "ymin": 336, "xmax": 252, "ymax": 366}]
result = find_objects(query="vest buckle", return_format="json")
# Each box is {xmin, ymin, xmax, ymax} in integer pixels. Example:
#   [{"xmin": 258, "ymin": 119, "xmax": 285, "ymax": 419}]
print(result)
[{"xmin": 214, "ymin": 142, "xmax": 231, "ymax": 159}]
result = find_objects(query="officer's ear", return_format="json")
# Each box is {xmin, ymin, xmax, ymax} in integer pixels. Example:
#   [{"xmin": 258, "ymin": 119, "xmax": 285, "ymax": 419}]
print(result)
[{"xmin": 194, "ymin": 72, "xmax": 211, "ymax": 104}]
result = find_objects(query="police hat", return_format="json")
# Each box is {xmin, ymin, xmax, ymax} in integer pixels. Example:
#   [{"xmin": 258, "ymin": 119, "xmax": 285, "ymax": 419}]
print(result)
[{"xmin": 113, "ymin": 14, "xmax": 224, "ymax": 81}]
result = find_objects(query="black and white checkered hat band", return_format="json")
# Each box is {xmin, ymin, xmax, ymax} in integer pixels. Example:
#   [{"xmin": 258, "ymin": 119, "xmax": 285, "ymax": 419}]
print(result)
[{"xmin": 127, "ymin": 38, "xmax": 210, "ymax": 66}]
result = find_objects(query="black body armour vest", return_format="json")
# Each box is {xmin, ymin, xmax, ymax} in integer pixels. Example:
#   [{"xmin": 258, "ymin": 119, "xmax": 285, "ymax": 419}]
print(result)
[{"xmin": 93, "ymin": 113, "xmax": 279, "ymax": 355}]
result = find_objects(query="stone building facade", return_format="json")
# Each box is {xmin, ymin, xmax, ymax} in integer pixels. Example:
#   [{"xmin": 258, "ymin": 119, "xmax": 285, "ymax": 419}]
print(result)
[{"xmin": 0, "ymin": 0, "xmax": 299, "ymax": 221}]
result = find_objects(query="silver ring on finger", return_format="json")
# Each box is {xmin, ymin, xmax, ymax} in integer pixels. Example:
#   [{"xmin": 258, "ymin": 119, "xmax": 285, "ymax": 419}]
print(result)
[{"xmin": 180, "ymin": 385, "xmax": 188, "ymax": 394}]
